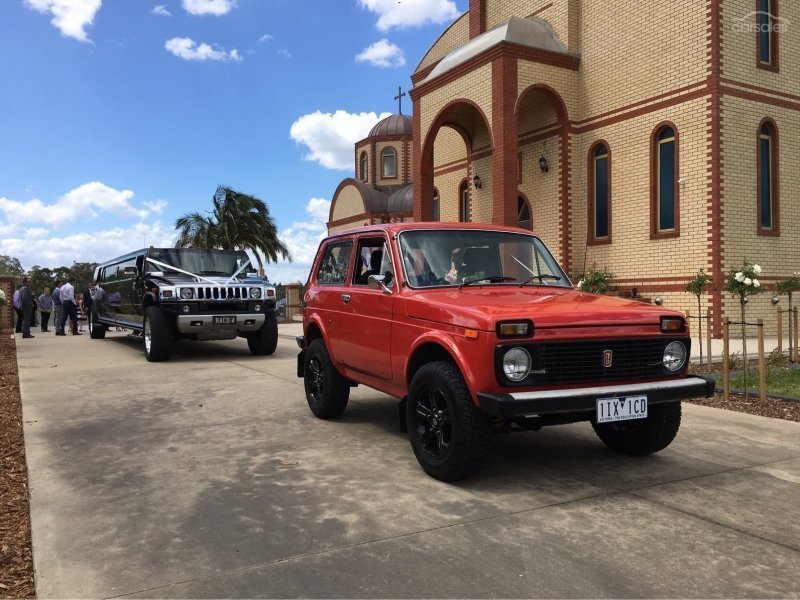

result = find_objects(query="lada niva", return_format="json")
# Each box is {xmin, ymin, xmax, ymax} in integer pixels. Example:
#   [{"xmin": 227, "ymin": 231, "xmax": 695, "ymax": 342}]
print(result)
[{"xmin": 297, "ymin": 223, "xmax": 714, "ymax": 481}]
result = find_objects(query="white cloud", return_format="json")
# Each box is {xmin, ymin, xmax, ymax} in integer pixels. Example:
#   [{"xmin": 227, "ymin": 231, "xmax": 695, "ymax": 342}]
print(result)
[
  {"xmin": 0, "ymin": 182, "xmax": 163, "ymax": 228},
  {"xmin": 165, "ymin": 37, "xmax": 242, "ymax": 62},
  {"xmin": 0, "ymin": 222, "xmax": 177, "ymax": 270},
  {"xmin": 277, "ymin": 47, "xmax": 291, "ymax": 59},
  {"xmin": 358, "ymin": 0, "xmax": 460, "ymax": 31},
  {"xmin": 181, "ymin": 0, "xmax": 235, "ymax": 16},
  {"xmin": 142, "ymin": 199, "xmax": 167, "ymax": 214},
  {"xmin": 265, "ymin": 198, "xmax": 330, "ymax": 284},
  {"xmin": 152, "ymin": 5, "xmax": 171, "ymax": 16},
  {"xmin": 289, "ymin": 110, "xmax": 391, "ymax": 170},
  {"xmin": 355, "ymin": 39, "xmax": 406, "ymax": 68},
  {"xmin": 24, "ymin": 0, "xmax": 103, "ymax": 42},
  {"xmin": 258, "ymin": 33, "xmax": 273, "ymax": 44}
]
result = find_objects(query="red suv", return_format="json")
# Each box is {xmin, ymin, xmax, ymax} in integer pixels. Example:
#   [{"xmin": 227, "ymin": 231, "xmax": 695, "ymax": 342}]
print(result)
[{"xmin": 297, "ymin": 223, "xmax": 713, "ymax": 481}]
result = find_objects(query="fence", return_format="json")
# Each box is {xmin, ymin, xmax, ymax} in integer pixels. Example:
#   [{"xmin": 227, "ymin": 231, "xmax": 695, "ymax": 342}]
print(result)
[
  {"xmin": 775, "ymin": 306, "xmax": 799, "ymax": 362},
  {"xmin": 721, "ymin": 317, "xmax": 767, "ymax": 404}
]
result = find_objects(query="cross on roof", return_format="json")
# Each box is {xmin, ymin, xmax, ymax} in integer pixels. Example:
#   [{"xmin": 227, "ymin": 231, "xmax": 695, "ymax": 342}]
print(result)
[{"xmin": 394, "ymin": 86, "xmax": 406, "ymax": 115}]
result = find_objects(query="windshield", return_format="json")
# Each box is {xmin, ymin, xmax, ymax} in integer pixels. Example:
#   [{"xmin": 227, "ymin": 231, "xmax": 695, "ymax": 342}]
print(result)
[
  {"xmin": 397, "ymin": 230, "xmax": 571, "ymax": 289},
  {"xmin": 146, "ymin": 248, "xmax": 252, "ymax": 277}
]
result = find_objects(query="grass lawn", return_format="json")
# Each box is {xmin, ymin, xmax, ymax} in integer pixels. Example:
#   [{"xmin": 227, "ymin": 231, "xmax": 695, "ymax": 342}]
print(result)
[{"xmin": 728, "ymin": 366, "xmax": 800, "ymax": 398}]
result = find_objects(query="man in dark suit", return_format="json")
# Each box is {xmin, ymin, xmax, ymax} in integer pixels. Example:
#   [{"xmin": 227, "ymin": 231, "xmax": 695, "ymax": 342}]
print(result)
[{"xmin": 19, "ymin": 277, "xmax": 35, "ymax": 338}]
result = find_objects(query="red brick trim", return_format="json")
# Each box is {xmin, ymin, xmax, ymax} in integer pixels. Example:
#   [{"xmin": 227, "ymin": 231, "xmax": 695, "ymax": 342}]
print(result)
[
  {"xmin": 491, "ymin": 55, "xmax": 518, "ymax": 226},
  {"xmin": 412, "ymin": 99, "xmax": 433, "ymax": 222},
  {"xmin": 720, "ymin": 85, "xmax": 800, "ymax": 112},
  {"xmin": 719, "ymin": 79, "xmax": 800, "ymax": 103},
  {"xmin": 530, "ymin": 3, "xmax": 553, "ymax": 17},
  {"xmin": 708, "ymin": 0, "xmax": 724, "ymax": 337},
  {"xmin": 469, "ymin": 0, "xmax": 486, "ymax": 39},
  {"xmin": 650, "ymin": 121, "xmax": 680, "ymax": 240},
  {"xmin": 756, "ymin": 117, "xmax": 780, "ymax": 236},
  {"xmin": 587, "ymin": 140, "xmax": 612, "ymax": 246},
  {"xmin": 434, "ymin": 161, "xmax": 469, "ymax": 177},
  {"xmin": 370, "ymin": 139, "xmax": 377, "ymax": 185},
  {"xmin": 573, "ymin": 82, "xmax": 708, "ymax": 127},
  {"xmin": 615, "ymin": 276, "xmax": 694, "ymax": 284},
  {"xmin": 434, "ymin": 156, "xmax": 469, "ymax": 172},
  {"xmin": 518, "ymin": 124, "xmax": 560, "ymax": 146},
  {"xmin": 328, "ymin": 212, "xmax": 371, "ymax": 230},
  {"xmin": 755, "ymin": 0, "xmax": 780, "ymax": 72},
  {"xmin": 358, "ymin": 150, "xmax": 369, "ymax": 182}
]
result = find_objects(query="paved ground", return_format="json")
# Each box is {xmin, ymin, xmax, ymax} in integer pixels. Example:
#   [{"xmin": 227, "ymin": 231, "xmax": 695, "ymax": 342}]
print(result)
[{"xmin": 16, "ymin": 326, "xmax": 800, "ymax": 598}]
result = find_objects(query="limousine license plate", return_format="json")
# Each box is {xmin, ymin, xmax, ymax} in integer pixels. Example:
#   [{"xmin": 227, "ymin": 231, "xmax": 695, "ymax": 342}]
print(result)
[
  {"xmin": 596, "ymin": 395, "xmax": 647, "ymax": 423},
  {"xmin": 213, "ymin": 316, "xmax": 237, "ymax": 325}
]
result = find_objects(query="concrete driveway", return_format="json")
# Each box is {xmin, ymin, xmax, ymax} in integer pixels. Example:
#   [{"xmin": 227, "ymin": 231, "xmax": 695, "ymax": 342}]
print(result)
[{"xmin": 16, "ymin": 327, "xmax": 800, "ymax": 598}]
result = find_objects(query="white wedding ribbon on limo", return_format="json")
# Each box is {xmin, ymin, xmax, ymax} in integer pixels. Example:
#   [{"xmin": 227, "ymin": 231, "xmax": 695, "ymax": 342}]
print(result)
[{"xmin": 145, "ymin": 257, "xmax": 249, "ymax": 287}]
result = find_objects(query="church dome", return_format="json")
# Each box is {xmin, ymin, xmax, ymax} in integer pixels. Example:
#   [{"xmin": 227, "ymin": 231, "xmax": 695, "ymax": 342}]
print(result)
[{"xmin": 369, "ymin": 114, "xmax": 413, "ymax": 138}]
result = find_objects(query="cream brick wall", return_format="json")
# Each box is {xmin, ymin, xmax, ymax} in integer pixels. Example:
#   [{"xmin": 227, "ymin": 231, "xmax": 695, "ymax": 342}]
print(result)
[
  {"xmin": 417, "ymin": 13, "xmax": 470, "ymax": 71},
  {"xmin": 576, "ymin": 0, "xmax": 707, "ymax": 120},
  {"xmin": 570, "ymin": 98, "xmax": 710, "ymax": 286},
  {"xmin": 721, "ymin": 0, "xmax": 800, "ymax": 96},
  {"xmin": 520, "ymin": 132, "xmax": 561, "ymax": 255},
  {"xmin": 719, "ymin": 94, "xmax": 800, "ymax": 332},
  {"xmin": 434, "ymin": 170, "xmax": 468, "ymax": 222},
  {"xmin": 433, "ymin": 126, "xmax": 469, "ymax": 168},
  {"xmin": 330, "ymin": 185, "xmax": 365, "ymax": 224},
  {"xmin": 419, "ymin": 63, "xmax": 494, "ymax": 149},
  {"xmin": 517, "ymin": 59, "xmax": 579, "ymax": 120}
]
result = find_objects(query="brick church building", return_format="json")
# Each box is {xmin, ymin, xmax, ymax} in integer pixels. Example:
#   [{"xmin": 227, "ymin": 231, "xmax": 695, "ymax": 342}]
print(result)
[{"xmin": 328, "ymin": 0, "xmax": 799, "ymax": 335}]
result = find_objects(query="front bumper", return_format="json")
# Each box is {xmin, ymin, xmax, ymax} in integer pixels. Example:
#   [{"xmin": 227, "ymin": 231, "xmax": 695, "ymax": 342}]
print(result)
[
  {"xmin": 176, "ymin": 313, "xmax": 265, "ymax": 339},
  {"xmin": 477, "ymin": 376, "xmax": 715, "ymax": 418}
]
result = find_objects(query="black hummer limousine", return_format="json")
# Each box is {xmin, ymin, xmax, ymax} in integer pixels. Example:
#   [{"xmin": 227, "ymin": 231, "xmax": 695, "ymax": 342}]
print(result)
[{"xmin": 90, "ymin": 247, "xmax": 279, "ymax": 361}]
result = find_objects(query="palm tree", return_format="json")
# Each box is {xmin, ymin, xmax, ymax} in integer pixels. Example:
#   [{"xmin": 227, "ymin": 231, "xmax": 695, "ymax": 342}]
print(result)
[{"xmin": 174, "ymin": 186, "xmax": 291, "ymax": 272}]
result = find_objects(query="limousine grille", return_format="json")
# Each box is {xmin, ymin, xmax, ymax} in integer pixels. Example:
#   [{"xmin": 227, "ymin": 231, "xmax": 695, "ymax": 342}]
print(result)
[{"xmin": 192, "ymin": 286, "xmax": 253, "ymax": 300}]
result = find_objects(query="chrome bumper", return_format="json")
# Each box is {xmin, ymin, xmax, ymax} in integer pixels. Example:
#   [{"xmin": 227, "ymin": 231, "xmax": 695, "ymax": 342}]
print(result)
[
  {"xmin": 477, "ymin": 377, "xmax": 715, "ymax": 418},
  {"xmin": 176, "ymin": 313, "xmax": 265, "ymax": 339}
]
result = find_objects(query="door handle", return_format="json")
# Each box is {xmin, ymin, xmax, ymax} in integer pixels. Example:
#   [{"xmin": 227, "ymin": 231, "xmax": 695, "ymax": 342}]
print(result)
[{"xmin": 341, "ymin": 294, "xmax": 351, "ymax": 303}]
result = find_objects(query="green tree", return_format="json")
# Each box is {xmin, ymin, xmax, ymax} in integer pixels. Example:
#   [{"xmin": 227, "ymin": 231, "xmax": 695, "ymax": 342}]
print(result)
[
  {"xmin": 27, "ymin": 265, "xmax": 56, "ymax": 294},
  {"xmin": 686, "ymin": 269, "xmax": 713, "ymax": 365},
  {"xmin": 175, "ymin": 186, "xmax": 291, "ymax": 272},
  {"xmin": 68, "ymin": 261, "xmax": 99, "ymax": 289},
  {"xmin": 0, "ymin": 255, "xmax": 24, "ymax": 279},
  {"xmin": 726, "ymin": 259, "xmax": 764, "ymax": 397}
]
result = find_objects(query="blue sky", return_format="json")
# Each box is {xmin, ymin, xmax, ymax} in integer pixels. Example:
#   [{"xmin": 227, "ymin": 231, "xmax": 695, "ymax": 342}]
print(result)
[{"xmin": 0, "ymin": 0, "xmax": 466, "ymax": 283}]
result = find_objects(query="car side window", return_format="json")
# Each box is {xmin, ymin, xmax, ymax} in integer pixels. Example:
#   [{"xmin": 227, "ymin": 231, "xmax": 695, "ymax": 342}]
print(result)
[
  {"xmin": 316, "ymin": 241, "xmax": 353, "ymax": 285},
  {"xmin": 353, "ymin": 238, "xmax": 392, "ymax": 286}
]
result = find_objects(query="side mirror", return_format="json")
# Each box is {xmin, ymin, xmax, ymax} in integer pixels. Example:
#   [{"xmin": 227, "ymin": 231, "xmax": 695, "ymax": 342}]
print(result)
[{"xmin": 368, "ymin": 273, "xmax": 393, "ymax": 295}]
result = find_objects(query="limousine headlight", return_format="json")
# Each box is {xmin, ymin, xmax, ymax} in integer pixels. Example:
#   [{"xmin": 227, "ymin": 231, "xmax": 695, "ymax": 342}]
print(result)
[
  {"xmin": 180, "ymin": 288, "xmax": 194, "ymax": 300},
  {"xmin": 250, "ymin": 288, "xmax": 262, "ymax": 299}
]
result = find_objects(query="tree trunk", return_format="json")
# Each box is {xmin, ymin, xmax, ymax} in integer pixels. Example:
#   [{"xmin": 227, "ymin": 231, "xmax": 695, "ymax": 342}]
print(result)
[
  {"xmin": 697, "ymin": 295, "xmax": 703, "ymax": 367},
  {"xmin": 741, "ymin": 298, "xmax": 748, "ymax": 400}
]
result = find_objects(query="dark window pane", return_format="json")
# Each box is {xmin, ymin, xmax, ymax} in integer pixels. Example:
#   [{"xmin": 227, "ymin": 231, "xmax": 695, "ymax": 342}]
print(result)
[
  {"xmin": 658, "ymin": 140, "xmax": 675, "ymax": 231},
  {"xmin": 594, "ymin": 144, "xmax": 607, "ymax": 157},
  {"xmin": 760, "ymin": 137, "xmax": 773, "ymax": 228},
  {"xmin": 758, "ymin": 0, "xmax": 771, "ymax": 62},
  {"xmin": 595, "ymin": 156, "xmax": 608, "ymax": 238},
  {"xmin": 432, "ymin": 194, "xmax": 439, "ymax": 222},
  {"xmin": 382, "ymin": 149, "xmax": 396, "ymax": 178},
  {"xmin": 658, "ymin": 127, "xmax": 674, "ymax": 141}
]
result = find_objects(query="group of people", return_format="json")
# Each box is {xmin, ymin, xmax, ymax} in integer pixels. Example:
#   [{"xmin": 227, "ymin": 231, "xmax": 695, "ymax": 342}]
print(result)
[{"xmin": 13, "ymin": 277, "xmax": 95, "ymax": 339}]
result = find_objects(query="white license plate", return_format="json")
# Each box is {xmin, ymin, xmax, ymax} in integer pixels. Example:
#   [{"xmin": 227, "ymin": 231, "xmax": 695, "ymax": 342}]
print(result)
[
  {"xmin": 596, "ymin": 395, "xmax": 648, "ymax": 423},
  {"xmin": 213, "ymin": 316, "xmax": 237, "ymax": 325}
]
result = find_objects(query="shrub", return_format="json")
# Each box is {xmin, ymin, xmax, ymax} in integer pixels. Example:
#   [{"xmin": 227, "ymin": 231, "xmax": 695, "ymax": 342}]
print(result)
[{"xmin": 576, "ymin": 263, "xmax": 615, "ymax": 295}]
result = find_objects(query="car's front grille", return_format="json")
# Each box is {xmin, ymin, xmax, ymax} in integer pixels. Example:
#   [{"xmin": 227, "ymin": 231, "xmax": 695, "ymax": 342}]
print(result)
[
  {"xmin": 193, "ymin": 286, "xmax": 251, "ymax": 300},
  {"xmin": 496, "ymin": 337, "xmax": 689, "ymax": 386}
]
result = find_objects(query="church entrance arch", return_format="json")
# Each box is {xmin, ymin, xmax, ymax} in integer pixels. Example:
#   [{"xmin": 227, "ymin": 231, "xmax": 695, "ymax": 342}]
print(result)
[{"xmin": 416, "ymin": 100, "xmax": 493, "ymax": 223}]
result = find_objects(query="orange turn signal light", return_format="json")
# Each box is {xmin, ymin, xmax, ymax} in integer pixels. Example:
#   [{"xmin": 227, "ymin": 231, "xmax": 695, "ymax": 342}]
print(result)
[
  {"xmin": 660, "ymin": 317, "xmax": 685, "ymax": 332},
  {"xmin": 465, "ymin": 329, "xmax": 479, "ymax": 339}
]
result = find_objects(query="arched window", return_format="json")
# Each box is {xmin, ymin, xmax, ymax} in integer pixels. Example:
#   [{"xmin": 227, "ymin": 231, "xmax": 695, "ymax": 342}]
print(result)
[
  {"xmin": 758, "ymin": 119, "xmax": 779, "ymax": 235},
  {"xmin": 757, "ymin": 0, "xmax": 778, "ymax": 69},
  {"xmin": 459, "ymin": 180, "xmax": 470, "ymax": 222},
  {"xmin": 589, "ymin": 142, "xmax": 611, "ymax": 243},
  {"xmin": 651, "ymin": 124, "xmax": 679, "ymax": 238},
  {"xmin": 381, "ymin": 147, "xmax": 397, "ymax": 178},
  {"xmin": 517, "ymin": 196, "xmax": 532, "ymax": 230},
  {"xmin": 359, "ymin": 152, "xmax": 368, "ymax": 182},
  {"xmin": 432, "ymin": 189, "xmax": 440, "ymax": 222}
]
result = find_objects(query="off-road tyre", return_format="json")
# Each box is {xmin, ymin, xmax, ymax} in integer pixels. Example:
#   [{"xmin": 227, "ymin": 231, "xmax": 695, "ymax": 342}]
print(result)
[
  {"xmin": 591, "ymin": 401, "xmax": 681, "ymax": 456},
  {"xmin": 248, "ymin": 311, "xmax": 278, "ymax": 356},
  {"xmin": 407, "ymin": 361, "xmax": 491, "ymax": 482},
  {"xmin": 143, "ymin": 306, "xmax": 173, "ymax": 362},
  {"xmin": 304, "ymin": 338, "xmax": 350, "ymax": 418},
  {"xmin": 88, "ymin": 307, "xmax": 106, "ymax": 339}
]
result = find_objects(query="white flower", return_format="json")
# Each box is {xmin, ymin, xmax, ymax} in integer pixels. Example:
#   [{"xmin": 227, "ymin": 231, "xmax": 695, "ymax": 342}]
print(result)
[
  {"xmin": 735, "ymin": 272, "xmax": 745, "ymax": 282},
  {"xmin": 576, "ymin": 279, "xmax": 584, "ymax": 290},
  {"xmin": 753, "ymin": 279, "xmax": 761, "ymax": 288},
  {"xmin": 0, "ymin": 289, "xmax": 5, "ymax": 302},
  {"xmin": 744, "ymin": 277, "xmax": 753, "ymax": 286},
  {"xmin": 753, "ymin": 264, "xmax": 762, "ymax": 274}
]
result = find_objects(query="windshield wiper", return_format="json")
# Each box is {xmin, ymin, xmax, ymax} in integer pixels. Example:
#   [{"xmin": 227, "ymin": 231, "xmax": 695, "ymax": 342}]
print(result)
[
  {"xmin": 518, "ymin": 274, "xmax": 562, "ymax": 286},
  {"xmin": 460, "ymin": 275, "xmax": 516, "ymax": 289}
]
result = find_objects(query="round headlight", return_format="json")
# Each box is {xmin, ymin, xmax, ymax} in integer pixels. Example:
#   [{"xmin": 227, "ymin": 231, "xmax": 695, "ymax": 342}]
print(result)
[
  {"xmin": 663, "ymin": 341, "xmax": 687, "ymax": 372},
  {"xmin": 180, "ymin": 288, "xmax": 194, "ymax": 300},
  {"xmin": 250, "ymin": 288, "xmax": 262, "ymax": 299},
  {"xmin": 502, "ymin": 347, "xmax": 531, "ymax": 382}
]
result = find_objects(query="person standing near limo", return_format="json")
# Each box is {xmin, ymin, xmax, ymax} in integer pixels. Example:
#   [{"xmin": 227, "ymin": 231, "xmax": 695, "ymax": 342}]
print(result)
[{"xmin": 59, "ymin": 277, "xmax": 80, "ymax": 336}]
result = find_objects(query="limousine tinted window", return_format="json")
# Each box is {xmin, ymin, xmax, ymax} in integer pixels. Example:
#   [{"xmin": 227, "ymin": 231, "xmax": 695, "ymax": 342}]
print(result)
[{"xmin": 147, "ymin": 248, "xmax": 251, "ymax": 277}]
